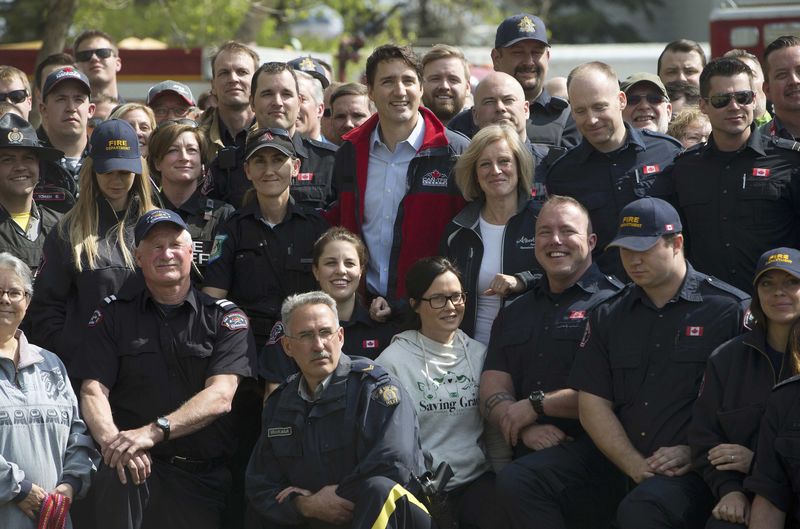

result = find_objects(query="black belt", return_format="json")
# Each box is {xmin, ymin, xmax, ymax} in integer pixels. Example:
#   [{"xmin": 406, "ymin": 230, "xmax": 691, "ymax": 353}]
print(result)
[{"xmin": 154, "ymin": 455, "xmax": 226, "ymax": 473}]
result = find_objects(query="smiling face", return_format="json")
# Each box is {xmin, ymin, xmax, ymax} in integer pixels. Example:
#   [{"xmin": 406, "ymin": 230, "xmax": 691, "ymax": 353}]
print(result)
[
  {"xmin": 368, "ymin": 59, "xmax": 423, "ymax": 127},
  {"xmin": 476, "ymin": 139, "xmax": 519, "ymax": 201},
  {"xmin": 756, "ymin": 269, "xmax": 800, "ymax": 327},
  {"xmin": 120, "ymin": 108, "xmax": 153, "ymax": 156},
  {"xmin": 135, "ymin": 223, "xmax": 193, "ymax": 287},
  {"xmin": 473, "ymin": 72, "xmax": 529, "ymax": 139},
  {"xmin": 422, "ymin": 57, "xmax": 468, "ymax": 123},
  {"xmin": 699, "ymin": 73, "xmax": 754, "ymax": 143},
  {"xmin": 155, "ymin": 131, "xmax": 202, "ymax": 187},
  {"xmin": 534, "ymin": 201, "xmax": 596, "ymax": 292},
  {"xmin": 622, "ymin": 84, "xmax": 672, "ymax": 133},
  {"xmin": 252, "ymin": 70, "xmax": 300, "ymax": 133},
  {"xmin": 0, "ymin": 266, "xmax": 29, "ymax": 331},
  {"xmin": 244, "ymin": 146, "xmax": 300, "ymax": 200},
  {"xmin": 491, "ymin": 40, "xmax": 550, "ymax": 100},
  {"xmin": 568, "ymin": 70, "xmax": 627, "ymax": 153},
  {"xmin": 765, "ymin": 45, "xmax": 800, "ymax": 117},
  {"xmin": 0, "ymin": 148, "xmax": 39, "ymax": 200},
  {"xmin": 312, "ymin": 240, "xmax": 363, "ymax": 304},
  {"xmin": 412, "ymin": 270, "xmax": 465, "ymax": 344}
]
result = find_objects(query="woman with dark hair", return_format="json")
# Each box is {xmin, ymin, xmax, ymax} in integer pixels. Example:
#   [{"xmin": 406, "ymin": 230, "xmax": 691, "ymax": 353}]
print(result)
[
  {"xmin": 260, "ymin": 227, "xmax": 397, "ymax": 392},
  {"xmin": 376, "ymin": 256, "xmax": 504, "ymax": 529},
  {"xmin": 689, "ymin": 247, "xmax": 800, "ymax": 528},
  {"xmin": 27, "ymin": 119, "xmax": 155, "ymax": 368},
  {"xmin": 147, "ymin": 121, "xmax": 233, "ymax": 276},
  {"xmin": 441, "ymin": 124, "xmax": 541, "ymax": 344}
]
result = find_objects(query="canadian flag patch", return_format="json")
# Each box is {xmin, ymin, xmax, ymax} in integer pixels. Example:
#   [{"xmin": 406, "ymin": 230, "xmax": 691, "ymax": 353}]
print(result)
[
  {"xmin": 752, "ymin": 168, "xmax": 770, "ymax": 177},
  {"xmin": 642, "ymin": 165, "xmax": 660, "ymax": 174},
  {"xmin": 297, "ymin": 172, "xmax": 314, "ymax": 181},
  {"xmin": 362, "ymin": 339, "xmax": 378, "ymax": 348},
  {"xmin": 686, "ymin": 326, "xmax": 704, "ymax": 337},
  {"xmin": 665, "ymin": 224, "xmax": 674, "ymax": 232},
  {"xmin": 568, "ymin": 311, "xmax": 586, "ymax": 320}
]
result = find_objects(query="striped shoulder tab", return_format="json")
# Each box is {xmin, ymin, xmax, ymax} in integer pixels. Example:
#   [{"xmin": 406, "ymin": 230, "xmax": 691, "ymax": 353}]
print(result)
[
  {"xmin": 102, "ymin": 294, "xmax": 117, "ymax": 306},
  {"xmin": 215, "ymin": 298, "xmax": 237, "ymax": 311}
]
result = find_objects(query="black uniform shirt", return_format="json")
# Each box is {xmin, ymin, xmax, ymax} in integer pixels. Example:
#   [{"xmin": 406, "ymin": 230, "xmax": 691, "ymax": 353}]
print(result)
[
  {"xmin": 671, "ymin": 129, "xmax": 800, "ymax": 293},
  {"xmin": 203, "ymin": 200, "xmax": 329, "ymax": 339},
  {"xmin": 569, "ymin": 263, "xmax": 749, "ymax": 456},
  {"xmin": 71, "ymin": 286, "xmax": 256, "ymax": 459},
  {"xmin": 0, "ymin": 202, "xmax": 61, "ymax": 274},
  {"xmin": 545, "ymin": 124, "xmax": 681, "ymax": 278},
  {"xmin": 485, "ymin": 264, "xmax": 623, "ymax": 439},
  {"xmin": 745, "ymin": 375, "xmax": 800, "ymax": 518},
  {"xmin": 159, "ymin": 189, "xmax": 234, "ymax": 274},
  {"xmin": 290, "ymin": 132, "xmax": 338, "ymax": 210}
]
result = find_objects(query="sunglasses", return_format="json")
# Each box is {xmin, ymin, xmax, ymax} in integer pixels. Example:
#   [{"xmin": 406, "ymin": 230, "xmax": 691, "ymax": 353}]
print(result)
[
  {"xmin": 75, "ymin": 48, "xmax": 115, "ymax": 62},
  {"xmin": 0, "ymin": 89, "xmax": 28, "ymax": 104},
  {"xmin": 152, "ymin": 106, "xmax": 192, "ymax": 119},
  {"xmin": 627, "ymin": 94, "xmax": 666, "ymax": 105},
  {"xmin": 705, "ymin": 90, "xmax": 755, "ymax": 109}
]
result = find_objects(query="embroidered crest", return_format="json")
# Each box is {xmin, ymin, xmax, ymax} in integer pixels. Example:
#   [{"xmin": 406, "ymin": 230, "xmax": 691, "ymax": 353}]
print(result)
[
  {"xmin": 517, "ymin": 15, "xmax": 536, "ymax": 33},
  {"xmin": 297, "ymin": 172, "xmax": 314, "ymax": 181},
  {"xmin": 422, "ymin": 169, "xmax": 447, "ymax": 187},
  {"xmin": 641, "ymin": 164, "xmax": 660, "ymax": 174},
  {"xmin": 373, "ymin": 384, "xmax": 400, "ymax": 406},
  {"xmin": 267, "ymin": 321, "xmax": 285, "ymax": 345},
  {"xmin": 299, "ymin": 57, "xmax": 315, "ymax": 71},
  {"xmin": 568, "ymin": 310, "xmax": 586, "ymax": 320},
  {"xmin": 208, "ymin": 234, "xmax": 227, "ymax": 263},
  {"xmin": 222, "ymin": 310, "xmax": 249, "ymax": 331},
  {"xmin": 753, "ymin": 167, "xmax": 770, "ymax": 177},
  {"xmin": 7, "ymin": 128, "xmax": 23, "ymax": 144},
  {"xmin": 88, "ymin": 309, "xmax": 103, "ymax": 327}
]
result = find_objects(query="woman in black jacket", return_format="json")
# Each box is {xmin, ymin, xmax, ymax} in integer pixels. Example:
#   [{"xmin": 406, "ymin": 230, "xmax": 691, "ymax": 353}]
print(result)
[
  {"xmin": 689, "ymin": 247, "xmax": 800, "ymax": 528},
  {"xmin": 440, "ymin": 124, "xmax": 541, "ymax": 344}
]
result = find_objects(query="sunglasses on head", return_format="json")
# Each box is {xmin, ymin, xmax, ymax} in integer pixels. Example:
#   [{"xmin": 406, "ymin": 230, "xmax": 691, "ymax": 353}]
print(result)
[
  {"xmin": 705, "ymin": 90, "xmax": 755, "ymax": 109},
  {"xmin": 75, "ymin": 48, "xmax": 115, "ymax": 62},
  {"xmin": 627, "ymin": 94, "xmax": 666, "ymax": 105},
  {"xmin": 0, "ymin": 89, "xmax": 28, "ymax": 104}
]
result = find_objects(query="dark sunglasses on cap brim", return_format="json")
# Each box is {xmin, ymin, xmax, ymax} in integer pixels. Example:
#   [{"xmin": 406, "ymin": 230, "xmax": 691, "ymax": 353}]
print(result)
[
  {"xmin": 75, "ymin": 48, "xmax": 115, "ymax": 62},
  {"xmin": 626, "ymin": 94, "xmax": 667, "ymax": 105},
  {"xmin": 705, "ymin": 90, "xmax": 755, "ymax": 109}
]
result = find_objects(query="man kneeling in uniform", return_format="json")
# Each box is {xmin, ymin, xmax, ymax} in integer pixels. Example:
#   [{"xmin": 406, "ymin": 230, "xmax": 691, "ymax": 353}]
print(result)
[{"xmin": 246, "ymin": 291, "xmax": 434, "ymax": 529}]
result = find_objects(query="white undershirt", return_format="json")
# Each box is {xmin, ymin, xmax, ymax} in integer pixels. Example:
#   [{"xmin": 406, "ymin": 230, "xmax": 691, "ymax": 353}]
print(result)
[{"xmin": 474, "ymin": 216, "xmax": 505, "ymax": 345}]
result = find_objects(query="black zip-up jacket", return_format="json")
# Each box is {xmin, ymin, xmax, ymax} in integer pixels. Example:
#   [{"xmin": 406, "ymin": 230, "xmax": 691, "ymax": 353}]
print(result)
[
  {"xmin": 689, "ymin": 327, "xmax": 792, "ymax": 501},
  {"xmin": 439, "ymin": 195, "xmax": 543, "ymax": 338}
]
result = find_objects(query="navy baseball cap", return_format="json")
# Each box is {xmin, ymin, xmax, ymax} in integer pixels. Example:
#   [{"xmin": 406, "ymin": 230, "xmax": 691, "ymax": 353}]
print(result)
[
  {"xmin": 244, "ymin": 128, "xmax": 296, "ymax": 160},
  {"xmin": 495, "ymin": 14, "xmax": 549, "ymax": 49},
  {"xmin": 288, "ymin": 56, "xmax": 330, "ymax": 89},
  {"xmin": 607, "ymin": 197, "xmax": 682, "ymax": 251},
  {"xmin": 42, "ymin": 67, "xmax": 91, "ymax": 99},
  {"xmin": 134, "ymin": 209, "xmax": 190, "ymax": 246},
  {"xmin": 89, "ymin": 119, "xmax": 142, "ymax": 174},
  {"xmin": 147, "ymin": 80, "xmax": 196, "ymax": 106},
  {"xmin": 0, "ymin": 113, "xmax": 63, "ymax": 161},
  {"xmin": 753, "ymin": 247, "xmax": 800, "ymax": 284}
]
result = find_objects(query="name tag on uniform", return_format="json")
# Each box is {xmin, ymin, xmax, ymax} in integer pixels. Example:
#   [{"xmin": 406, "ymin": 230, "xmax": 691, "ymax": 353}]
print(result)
[{"xmin": 267, "ymin": 427, "xmax": 292, "ymax": 437}]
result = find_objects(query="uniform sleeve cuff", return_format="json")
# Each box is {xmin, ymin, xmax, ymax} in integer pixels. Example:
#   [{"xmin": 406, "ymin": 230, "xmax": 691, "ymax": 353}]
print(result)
[
  {"xmin": 58, "ymin": 475, "xmax": 82, "ymax": 496},
  {"xmin": 12, "ymin": 479, "xmax": 32, "ymax": 503}
]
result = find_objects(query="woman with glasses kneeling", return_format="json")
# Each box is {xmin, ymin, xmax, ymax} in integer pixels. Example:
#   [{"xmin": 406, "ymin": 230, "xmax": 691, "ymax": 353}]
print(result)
[
  {"xmin": 376, "ymin": 257, "xmax": 505, "ymax": 529},
  {"xmin": 0, "ymin": 252, "xmax": 96, "ymax": 529}
]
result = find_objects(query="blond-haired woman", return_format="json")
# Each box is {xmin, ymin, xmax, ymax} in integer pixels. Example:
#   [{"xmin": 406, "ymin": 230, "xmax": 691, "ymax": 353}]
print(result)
[
  {"xmin": 27, "ymin": 119, "xmax": 155, "ymax": 369},
  {"xmin": 109, "ymin": 103, "xmax": 156, "ymax": 159}
]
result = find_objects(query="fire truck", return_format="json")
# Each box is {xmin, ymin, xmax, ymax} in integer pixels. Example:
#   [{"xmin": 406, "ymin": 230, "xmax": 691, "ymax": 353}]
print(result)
[{"xmin": 710, "ymin": 0, "xmax": 800, "ymax": 59}]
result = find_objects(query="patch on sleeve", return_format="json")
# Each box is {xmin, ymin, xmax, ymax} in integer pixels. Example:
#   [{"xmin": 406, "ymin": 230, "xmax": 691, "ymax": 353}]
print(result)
[
  {"xmin": 208, "ymin": 234, "xmax": 227, "ymax": 263},
  {"xmin": 221, "ymin": 309, "xmax": 249, "ymax": 331},
  {"xmin": 372, "ymin": 384, "xmax": 400, "ymax": 406},
  {"xmin": 87, "ymin": 309, "xmax": 103, "ymax": 327},
  {"xmin": 267, "ymin": 426, "xmax": 292, "ymax": 438},
  {"xmin": 266, "ymin": 321, "xmax": 285, "ymax": 345}
]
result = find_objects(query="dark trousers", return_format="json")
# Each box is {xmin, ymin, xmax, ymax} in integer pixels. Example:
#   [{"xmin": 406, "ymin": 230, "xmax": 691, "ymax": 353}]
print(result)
[
  {"xmin": 92, "ymin": 459, "xmax": 231, "ymax": 529},
  {"xmin": 705, "ymin": 518, "xmax": 746, "ymax": 529},
  {"xmin": 616, "ymin": 473, "xmax": 715, "ymax": 529},
  {"xmin": 448, "ymin": 472, "xmax": 507, "ymax": 529},
  {"xmin": 497, "ymin": 433, "xmax": 627, "ymax": 529}
]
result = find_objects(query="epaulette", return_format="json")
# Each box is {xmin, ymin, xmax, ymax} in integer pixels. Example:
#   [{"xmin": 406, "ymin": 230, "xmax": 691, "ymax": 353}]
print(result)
[
  {"xmin": 703, "ymin": 276, "xmax": 750, "ymax": 301},
  {"xmin": 213, "ymin": 298, "xmax": 239, "ymax": 312},
  {"xmin": 773, "ymin": 374, "xmax": 800, "ymax": 391},
  {"xmin": 674, "ymin": 142, "xmax": 704, "ymax": 160},
  {"xmin": 770, "ymin": 135, "xmax": 800, "ymax": 153},
  {"xmin": 350, "ymin": 358, "xmax": 389, "ymax": 380},
  {"xmin": 640, "ymin": 128, "xmax": 683, "ymax": 148},
  {"xmin": 605, "ymin": 274, "xmax": 626, "ymax": 290},
  {"xmin": 101, "ymin": 294, "xmax": 117, "ymax": 306},
  {"xmin": 548, "ymin": 96, "xmax": 569, "ymax": 111},
  {"xmin": 304, "ymin": 137, "xmax": 338, "ymax": 152}
]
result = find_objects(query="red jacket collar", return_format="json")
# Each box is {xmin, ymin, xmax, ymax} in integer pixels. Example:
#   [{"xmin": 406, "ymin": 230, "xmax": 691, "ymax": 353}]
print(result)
[{"xmin": 342, "ymin": 106, "xmax": 450, "ymax": 151}]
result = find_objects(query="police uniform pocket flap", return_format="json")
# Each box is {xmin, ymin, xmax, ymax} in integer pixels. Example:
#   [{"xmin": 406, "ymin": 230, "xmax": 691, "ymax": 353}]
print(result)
[
  {"xmin": 269, "ymin": 432, "xmax": 302, "ymax": 457},
  {"xmin": 121, "ymin": 339, "xmax": 155, "ymax": 357},
  {"xmin": 609, "ymin": 350, "xmax": 641, "ymax": 369},
  {"xmin": 551, "ymin": 321, "xmax": 586, "ymax": 341},
  {"xmin": 737, "ymin": 178, "xmax": 781, "ymax": 201}
]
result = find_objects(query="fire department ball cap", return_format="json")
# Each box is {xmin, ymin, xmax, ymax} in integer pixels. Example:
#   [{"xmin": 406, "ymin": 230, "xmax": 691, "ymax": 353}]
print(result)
[
  {"xmin": 135, "ymin": 209, "xmax": 190, "ymax": 246},
  {"xmin": 89, "ymin": 119, "xmax": 142, "ymax": 174},
  {"xmin": 146, "ymin": 80, "xmax": 196, "ymax": 106},
  {"xmin": 244, "ymin": 128, "xmax": 296, "ymax": 160},
  {"xmin": 288, "ymin": 56, "xmax": 330, "ymax": 89},
  {"xmin": 0, "ymin": 112, "xmax": 64, "ymax": 161},
  {"xmin": 42, "ymin": 66, "xmax": 91, "ymax": 99},
  {"xmin": 620, "ymin": 72, "xmax": 669, "ymax": 100},
  {"xmin": 754, "ymin": 247, "xmax": 800, "ymax": 284},
  {"xmin": 495, "ymin": 14, "xmax": 549, "ymax": 49},
  {"xmin": 607, "ymin": 197, "xmax": 682, "ymax": 252}
]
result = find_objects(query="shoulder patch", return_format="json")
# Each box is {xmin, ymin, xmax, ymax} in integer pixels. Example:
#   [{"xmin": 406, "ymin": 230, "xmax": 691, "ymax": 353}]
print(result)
[
  {"xmin": 306, "ymin": 137, "xmax": 338, "ymax": 152},
  {"xmin": 350, "ymin": 359, "xmax": 387, "ymax": 379},
  {"xmin": 208, "ymin": 234, "xmax": 227, "ymax": 263},
  {"xmin": 266, "ymin": 321, "xmax": 285, "ymax": 345},
  {"xmin": 87, "ymin": 309, "xmax": 103, "ymax": 327},
  {"xmin": 372, "ymin": 384, "xmax": 401, "ymax": 407},
  {"xmin": 221, "ymin": 309, "xmax": 249, "ymax": 331}
]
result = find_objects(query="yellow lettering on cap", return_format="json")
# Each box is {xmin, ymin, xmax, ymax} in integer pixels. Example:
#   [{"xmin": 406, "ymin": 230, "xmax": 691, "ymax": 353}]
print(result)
[
  {"xmin": 105, "ymin": 139, "xmax": 130, "ymax": 151},
  {"xmin": 767, "ymin": 253, "xmax": 792, "ymax": 264},
  {"xmin": 619, "ymin": 216, "xmax": 642, "ymax": 229}
]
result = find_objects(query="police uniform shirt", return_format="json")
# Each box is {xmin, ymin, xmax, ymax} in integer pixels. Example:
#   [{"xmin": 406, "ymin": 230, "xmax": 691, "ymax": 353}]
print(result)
[
  {"xmin": 485, "ymin": 264, "xmax": 622, "ymax": 438},
  {"xmin": 759, "ymin": 116, "xmax": 796, "ymax": 141},
  {"xmin": 159, "ymin": 189, "xmax": 234, "ymax": 274},
  {"xmin": 246, "ymin": 354, "xmax": 424, "ymax": 526},
  {"xmin": 671, "ymin": 128, "xmax": 800, "ymax": 293},
  {"xmin": 545, "ymin": 124, "xmax": 682, "ymax": 277},
  {"xmin": 290, "ymin": 132, "xmax": 338, "ymax": 210},
  {"xmin": 745, "ymin": 375, "xmax": 800, "ymax": 520},
  {"xmin": 259, "ymin": 303, "xmax": 399, "ymax": 383},
  {"xmin": 202, "ymin": 200, "xmax": 329, "ymax": 338},
  {"xmin": 569, "ymin": 264, "xmax": 749, "ymax": 457},
  {"xmin": 0, "ymin": 202, "xmax": 61, "ymax": 274},
  {"xmin": 70, "ymin": 286, "xmax": 256, "ymax": 460}
]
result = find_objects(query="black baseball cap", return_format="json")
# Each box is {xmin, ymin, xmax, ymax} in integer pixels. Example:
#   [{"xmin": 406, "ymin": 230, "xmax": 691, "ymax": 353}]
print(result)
[
  {"xmin": 89, "ymin": 119, "xmax": 142, "ymax": 174},
  {"xmin": 244, "ymin": 128, "xmax": 296, "ymax": 160},
  {"xmin": 42, "ymin": 67, "xmax": 91, "ymax": 100},
  {"xmin": 288, "ymin": 56, "xmax": 330, "ymax": 89},
  {"xmin": 495, "ymin": 14, "xmax": 549, "ymax": 49},
  {"xmin": 753, "ymin": 247, "xmax": 800, "ymax": 284},
  {"xmin": 0, "ymin": 113, "xmax": 63, "ymax": 161},
  {"xmin": 607, "ymin": 197, "xmax": 682, "ymax": 251},
  {"xmin": 135, "ymin": 208, "xmax": 190, "ymax": 246}
]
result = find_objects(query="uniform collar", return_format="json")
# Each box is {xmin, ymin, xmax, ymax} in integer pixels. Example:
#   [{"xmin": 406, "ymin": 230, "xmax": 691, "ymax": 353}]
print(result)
[
  {"xmin": 159, "ymin": 188, "xmax": 205, "ymax": 217},
  {"xmin": 16, "ymin": 329, "xmax": 44, "ymax": 369},
  {"xmin": 292, "ymin": 132, "xmax": 309, "ymax": 159},
  {"xmin": 141, "ymin": 283, "xmax": 201, "ymax": 314},
  {"xmin": 345, "ymin": 302, "xmax": 374, "ymax": 328},
  {"xmin": 240, "ymin": 196, "xmax": 308, "ymax": 224},
  {"xmin": 630, "ymin": 261, "xmax": 703, "ymax": 307},
  {"xmin": 535, "ymin": 263, "xmax": 605, "ymax": 297},
  {"xmin": 450, "ymin": 193, "xmax": 529, "ymax": 229},
  {"xmin": 572, "ymin": 122, "xmax": 645, "ymax": 163},
  {"xmin": 705, "ymin": 124, "xmax": 766, "ymax": 157},
  {"xmin": 532, "ymin": 87, "xmax": 552, "ymax": 107}
]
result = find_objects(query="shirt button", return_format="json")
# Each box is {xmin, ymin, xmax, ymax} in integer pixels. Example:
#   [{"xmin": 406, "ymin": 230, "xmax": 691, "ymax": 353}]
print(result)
[
  {"xmin": 644, "ymin": 402, "xmax": 649, "ymax": 406},
  {"xmin": 544, "ymin": 326, "xmax": 549, "ymax": 331},
  {"xmin": 725, "ymin": 243, "xmax": 731, "ymax": 247},
  {"xmin": 554, "ymin": 303, "xmax": 559, "ymax": 307},
  {"xmin": 640, "ymin": 432, "xmax": 646, "ymax": 437},
  {"xmin": 722, "ymin": 189, "xmax": 728, "ymax": 194},
  {"xmin": 538, "ymin": 353, "xmax": 543, "ymax": 358},
  {"xmin": 658, "ymin": 314, "xmax": 664, "ymax": 318},
  {"xmin": 655, "ymin": 343, "xmax": 660, "ymax": 348},
  {"xmin": 721, "ymin": 216, "xmax": 728, "ymax": 221},
  {"xmin": 536, "ymin": 381, "xmax": 542, "ymax": 386}
]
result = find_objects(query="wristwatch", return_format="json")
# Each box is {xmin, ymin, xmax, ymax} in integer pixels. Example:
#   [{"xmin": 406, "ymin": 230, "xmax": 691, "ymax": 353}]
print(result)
[
  {"xmin": 156, "ymin": 416, "xmax": 170, "ymax": 442},
  {"xmin": 528, "ymin": 390, "xmax": 546, "ymax": 416}
]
